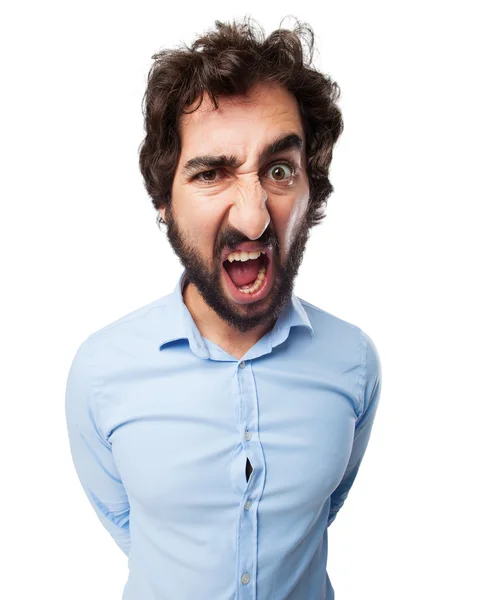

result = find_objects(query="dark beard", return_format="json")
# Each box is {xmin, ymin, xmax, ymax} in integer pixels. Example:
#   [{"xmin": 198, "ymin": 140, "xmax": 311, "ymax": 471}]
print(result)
[{"xmin": 164, "ymin": 206, "xmax": 311, "ymax": 333}]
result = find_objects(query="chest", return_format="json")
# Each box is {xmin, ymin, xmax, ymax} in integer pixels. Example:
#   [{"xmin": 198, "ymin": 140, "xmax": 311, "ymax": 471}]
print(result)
[{"xmin": 100, "ymin": 357, "xmax": 358, "ymax": 521}]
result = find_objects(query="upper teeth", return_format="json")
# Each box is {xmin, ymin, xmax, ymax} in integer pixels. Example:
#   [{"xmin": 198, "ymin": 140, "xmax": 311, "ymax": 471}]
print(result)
[{"xmin": 227, "ymin": 250, "xmax": 266, "ymax": 263}]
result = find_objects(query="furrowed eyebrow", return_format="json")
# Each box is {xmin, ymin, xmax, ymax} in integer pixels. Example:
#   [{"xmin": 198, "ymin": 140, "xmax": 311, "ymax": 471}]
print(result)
[
  {"xmin": 181, "ymin": 133, "xmax": 304, "ymax": 178},
  {"xmin": 181, "ymin": 155, "xmax": 240, "ymax": 177}
]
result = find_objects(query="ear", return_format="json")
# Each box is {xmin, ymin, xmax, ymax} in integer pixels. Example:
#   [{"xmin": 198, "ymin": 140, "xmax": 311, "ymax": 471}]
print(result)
[{"xmin": 158, "ymin": 207, "xmax": 166, "ymax": 223}]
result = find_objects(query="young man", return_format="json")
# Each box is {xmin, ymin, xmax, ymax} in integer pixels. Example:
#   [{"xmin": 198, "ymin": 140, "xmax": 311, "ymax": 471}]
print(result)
[{"xmin": 65, "ymin": 18, "xmax": 382, "ymax": 600}]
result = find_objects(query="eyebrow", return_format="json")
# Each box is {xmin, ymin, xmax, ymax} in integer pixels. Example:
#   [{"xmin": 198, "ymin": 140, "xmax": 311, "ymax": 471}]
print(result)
[{"xmin": 181, "ymin": 132, "xmax": 304, "ymax": 178}]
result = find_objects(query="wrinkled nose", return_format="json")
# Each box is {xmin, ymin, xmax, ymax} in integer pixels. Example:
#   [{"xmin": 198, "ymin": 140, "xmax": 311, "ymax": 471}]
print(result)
[{"xmin": 228, "ymin": 180, "xmax": 270, "ymax": 240}]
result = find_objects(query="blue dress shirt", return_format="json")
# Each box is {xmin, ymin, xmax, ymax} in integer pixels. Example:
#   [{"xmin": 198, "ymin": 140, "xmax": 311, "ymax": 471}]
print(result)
[{"xmin": 65, "ymin": 269, "xmax": 382, "ymax": 600}]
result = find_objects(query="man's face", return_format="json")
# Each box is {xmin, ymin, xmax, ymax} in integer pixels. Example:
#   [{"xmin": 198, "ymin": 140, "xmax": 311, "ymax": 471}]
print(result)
[{"xmin": 162, "ymin": 82, "xmax": 311, "ymax": 333}]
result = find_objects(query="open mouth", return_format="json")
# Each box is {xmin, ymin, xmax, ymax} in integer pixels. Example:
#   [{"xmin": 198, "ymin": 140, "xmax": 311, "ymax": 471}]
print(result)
[{"xmin": 222, "ymin": 248, "xmax": 273, "ymax": 304}]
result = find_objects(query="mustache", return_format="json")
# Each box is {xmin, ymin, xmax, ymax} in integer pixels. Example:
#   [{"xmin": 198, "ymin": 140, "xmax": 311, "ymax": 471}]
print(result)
[{"xmin": 214, "ymin": 226, "xmax": 279, "ymax": 258}]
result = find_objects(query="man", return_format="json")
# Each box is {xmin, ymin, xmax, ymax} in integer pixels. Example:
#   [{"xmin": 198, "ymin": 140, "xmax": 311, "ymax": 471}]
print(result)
[{"xmin": 65, "ymin": 17, "xmax": 382, "ymax": 600}]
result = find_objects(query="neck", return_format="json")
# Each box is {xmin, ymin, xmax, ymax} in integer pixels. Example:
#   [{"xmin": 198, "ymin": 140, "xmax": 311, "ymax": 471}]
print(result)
[{"xmin": 182, "ymin": 281, "xmax": 275, "ymax": 360}]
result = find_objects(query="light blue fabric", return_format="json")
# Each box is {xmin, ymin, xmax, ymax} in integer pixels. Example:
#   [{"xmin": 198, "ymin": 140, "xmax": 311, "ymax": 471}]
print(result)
[{"xmin": 65, "ymin": 269, "xmax": 382, "ymax": 600}]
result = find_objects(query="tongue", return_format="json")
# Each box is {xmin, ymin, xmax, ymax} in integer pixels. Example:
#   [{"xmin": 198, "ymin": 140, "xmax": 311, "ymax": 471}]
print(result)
[{"xmin": 225, "ymin": 257, "xmax": 261, "ymax": 287}]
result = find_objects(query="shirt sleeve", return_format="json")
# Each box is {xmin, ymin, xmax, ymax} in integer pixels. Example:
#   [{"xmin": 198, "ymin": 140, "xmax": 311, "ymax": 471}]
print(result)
[
  {"xmin": 65, "ymin": 338, "xmax": 131, "ymax": 556},
  {"xmin": 327, "ymin": 329, "xmax": 382, "ymax": 527}
]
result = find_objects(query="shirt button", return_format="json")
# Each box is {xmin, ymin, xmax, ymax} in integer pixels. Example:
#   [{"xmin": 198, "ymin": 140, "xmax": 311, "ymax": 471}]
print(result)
[
  {"xmin": 244, "ymin": 500, "xmax": 252, "ymax": 510},
  {"xmin": 239, "ymin": 360, "xmax": 246, "ymax": 368},
  {"xmin": 241, "ymin": 573, "xmax": 250, "ymax": 585},
  {"xmin": 244, "ymin": 431, "xmax": 252, "ymax": 441}
]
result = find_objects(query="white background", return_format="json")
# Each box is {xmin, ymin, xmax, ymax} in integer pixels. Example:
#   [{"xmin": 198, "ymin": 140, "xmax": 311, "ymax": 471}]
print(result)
[{"xmin": 1, "ymin": 1, "xmax": 478, "ymax": 598}]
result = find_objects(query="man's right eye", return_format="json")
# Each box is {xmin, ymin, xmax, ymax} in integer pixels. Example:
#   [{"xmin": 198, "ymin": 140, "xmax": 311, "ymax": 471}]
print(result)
[{"xmin": 195, "ymin": 169, "xmax": 221, "ymax": 183}]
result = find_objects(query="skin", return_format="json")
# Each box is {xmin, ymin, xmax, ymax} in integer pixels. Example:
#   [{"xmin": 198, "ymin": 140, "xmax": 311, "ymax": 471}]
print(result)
[{"xmin": 159, "ymin": 81, "xmax": 311, "ymax": 359}]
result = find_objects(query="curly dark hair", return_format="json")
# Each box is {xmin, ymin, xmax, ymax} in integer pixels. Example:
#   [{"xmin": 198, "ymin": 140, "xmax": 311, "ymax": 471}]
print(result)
[{"xmin": 138, "ymin": 16, "xmax": 344, "ymax": 229}]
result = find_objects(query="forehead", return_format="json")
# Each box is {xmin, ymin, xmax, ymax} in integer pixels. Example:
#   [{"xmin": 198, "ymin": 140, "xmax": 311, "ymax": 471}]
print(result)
[{"xmin": 178, "ymin": 82, "xmax": 305, "ymax": 157}]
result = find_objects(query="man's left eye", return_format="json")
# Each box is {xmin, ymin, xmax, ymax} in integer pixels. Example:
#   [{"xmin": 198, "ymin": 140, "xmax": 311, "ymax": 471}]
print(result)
[{"xmin": 265, "ymin": 163, "xmax": 294, "ymax": 181}]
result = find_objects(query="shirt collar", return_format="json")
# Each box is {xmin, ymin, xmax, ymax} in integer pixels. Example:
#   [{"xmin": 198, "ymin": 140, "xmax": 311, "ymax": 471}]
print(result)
[{"xmin": 158, "ymin": 269, "xmax": 313, "ymax": 359}]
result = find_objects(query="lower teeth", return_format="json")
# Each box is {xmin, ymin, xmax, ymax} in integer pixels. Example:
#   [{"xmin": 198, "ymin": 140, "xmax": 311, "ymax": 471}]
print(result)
[{"xmin": 238, "ymin": 267, "xmax": 266, "ymax": 294}]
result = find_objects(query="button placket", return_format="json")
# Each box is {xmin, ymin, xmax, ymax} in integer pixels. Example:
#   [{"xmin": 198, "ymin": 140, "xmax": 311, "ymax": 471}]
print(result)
[{"xmin": 236, "ymin": 356, "xmax": 261, "ymax": 598}]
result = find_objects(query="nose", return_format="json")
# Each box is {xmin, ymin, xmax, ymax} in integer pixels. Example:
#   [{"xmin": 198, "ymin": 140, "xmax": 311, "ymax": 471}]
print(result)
[{"xmin": 228, "ymin": 179, "xmax": 270, "ymax": 240}]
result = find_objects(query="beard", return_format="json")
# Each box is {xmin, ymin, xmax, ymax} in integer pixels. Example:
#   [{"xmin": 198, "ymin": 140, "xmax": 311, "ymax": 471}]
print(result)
[{"xmin": 163, "ymin": 205, "xmax": 311, "ymax": 333}]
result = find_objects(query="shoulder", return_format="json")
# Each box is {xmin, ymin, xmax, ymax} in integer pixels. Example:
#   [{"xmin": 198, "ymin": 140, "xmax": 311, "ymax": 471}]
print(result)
[
  {"xmin": 297, "ymin": 295, "xmax": 382, "ymax": 401},
  {"xmin": 71, "ymin": 293, "xmax": 172, "ymax": 369},
  {"xmin": 297, "ymin": 296, "xmax": 379, "ymax": 355}
]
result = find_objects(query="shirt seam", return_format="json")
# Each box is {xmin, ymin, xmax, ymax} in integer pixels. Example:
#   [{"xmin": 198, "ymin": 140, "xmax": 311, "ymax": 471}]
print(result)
[
  {"xmin": 82, "ymin": 337, "xmax": 112, "ymax": 449},
  {"xmin": 355, "ymin": 328, "xmax": 368, "ymax": 425}
]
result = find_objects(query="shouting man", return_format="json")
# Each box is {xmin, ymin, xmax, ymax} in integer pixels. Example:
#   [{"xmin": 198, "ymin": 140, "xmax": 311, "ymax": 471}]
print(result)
[{"xmin": 65, "ymin": 17, "xmax": 382, "ymax": 600}]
